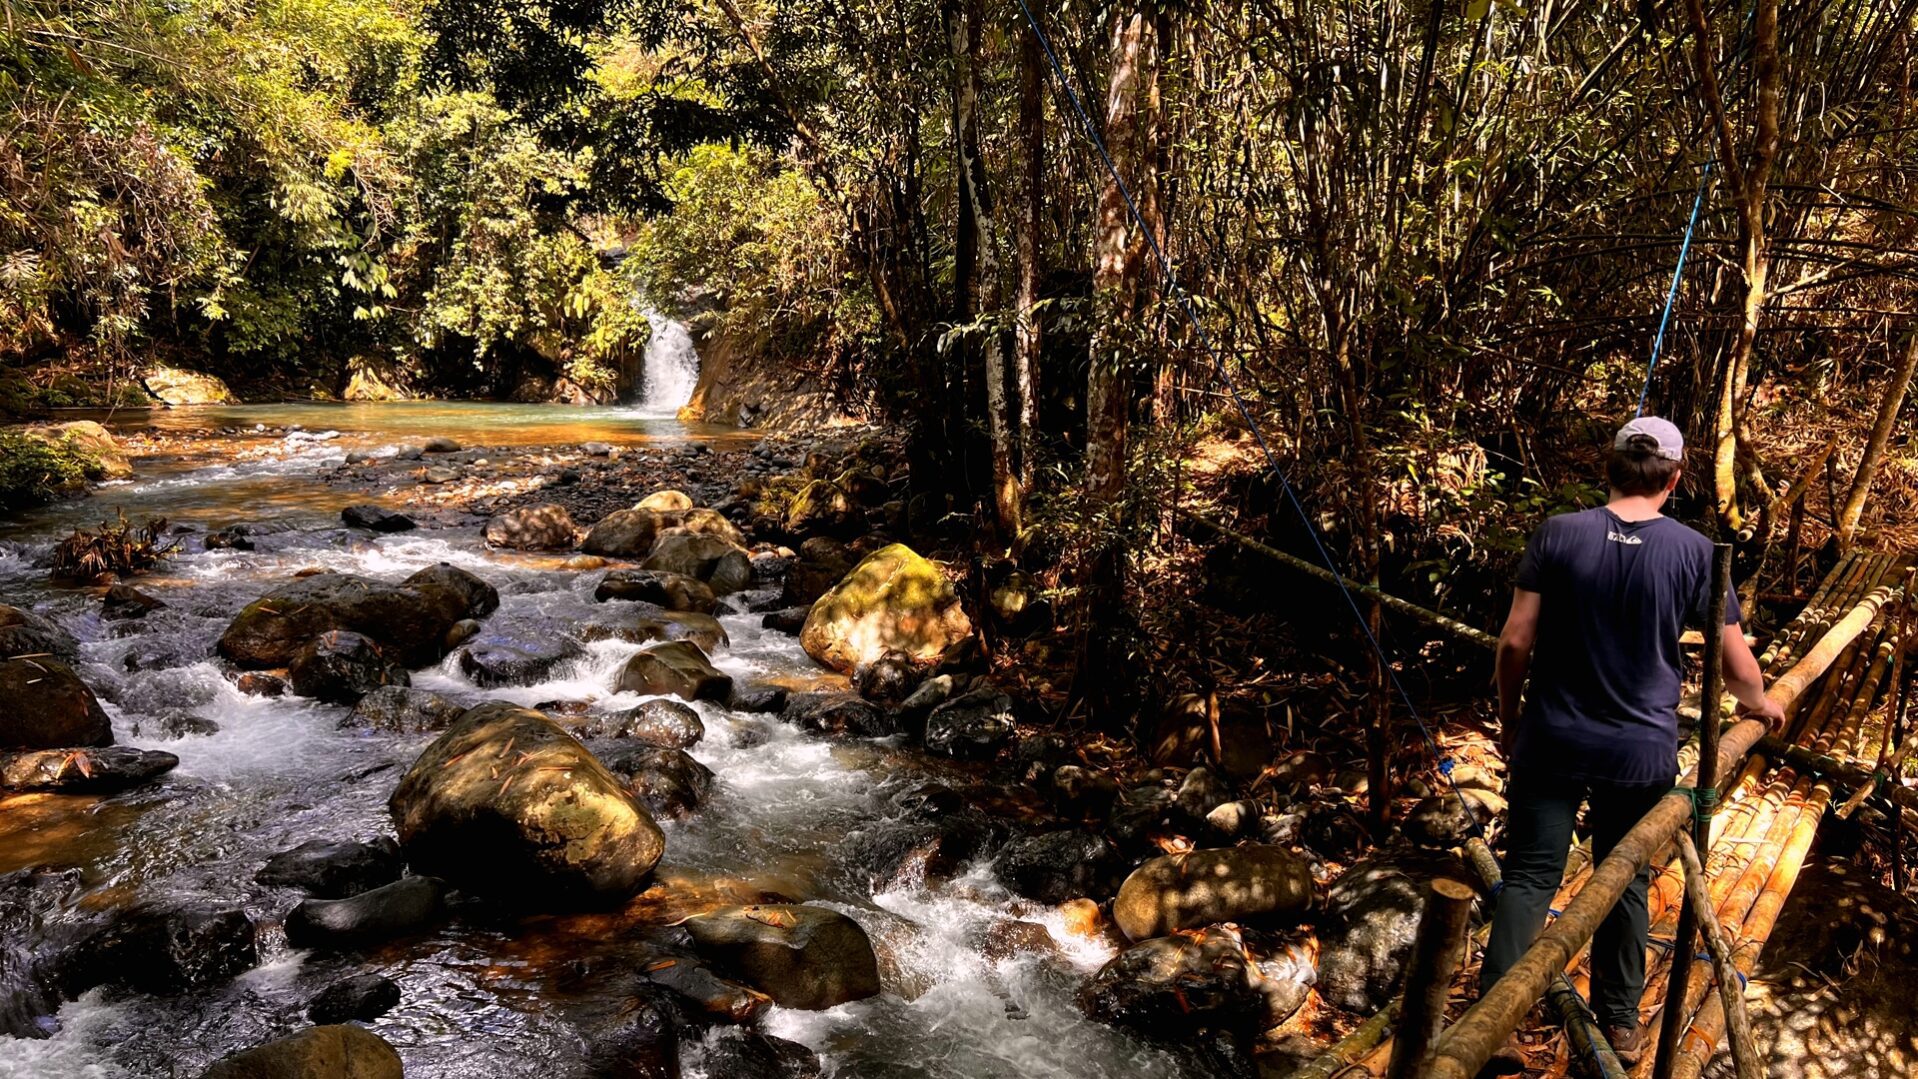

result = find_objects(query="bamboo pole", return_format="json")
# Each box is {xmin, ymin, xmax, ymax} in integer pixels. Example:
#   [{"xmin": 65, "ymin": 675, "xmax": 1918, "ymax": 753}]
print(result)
[
  {"xmin": 1425, "ymin": 581, "xmax": 1888, "ymax": 1079},
  {"xmin": 1175, "ymin": 510, "xmax": 1497, "ymax": 649},
  {"xmin": 1387, "ymin": 878, "xmax": 1477, "ymax": 1079},
  {"xmin": 1671, "ymin": 832, "xmax": 1761, "ymax": 1079},
  {"xmin": 1291, "ymin": 1002, "xmax": 1400, "ymax": 1079}
]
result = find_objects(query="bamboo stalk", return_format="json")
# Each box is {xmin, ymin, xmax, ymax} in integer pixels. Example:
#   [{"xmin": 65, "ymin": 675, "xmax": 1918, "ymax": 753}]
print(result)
[
  {"xmin": 1291, "ymin": 1001, "xmax": 1400, "ymax": 1079},
  {"xmin": 1387, "ymin": 878, "xmax": 1477, "ymax": 1079},
  {"xmin": 1671, "ymin": 832, "xmax": 1761, "ymax": 1079}
]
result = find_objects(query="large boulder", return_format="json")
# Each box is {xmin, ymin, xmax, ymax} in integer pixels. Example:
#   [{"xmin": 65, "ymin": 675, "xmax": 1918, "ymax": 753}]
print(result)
[
  {"xmin": 682, "ymin": 904, "xmax": 882, "ymax": 1010},
  {"xmin": 200, "ymin": 1025, "xmax": 402, "ymax": 1079},
  {"xmin": 674, "ymin": 507, "xmax": 747, "ymax": 547},
  {"xmin": 596, "ymin": 744, "xmax": 715, "ymax": 819},
  {"xmin": 0, "ymin": 657, "xmax": 113, "ymax": 749},
  {"xmin": 288, "ymin": 630, "xmax": 408, "ymax": 705},
  {"xmin": 584, "ymin": 700, "xmax": 705, "ymax": 749},
  {"xmin": 142, "ymin": 365, "xmax": 238, "ymax": 405},
  {"xmin": 994, "ymin": 831, "xmax": 1127, "ymax": 905},
  {"xmin": 483, "ymin": 503, "xmax": 578, "ymax": 550},
  {"xmin": 923, "ymin": 689, "xmax": 1016, "ymax": 760},
  {"xmin": 0, "ymin": 746, "xmax": 177, "ymax": 792},
  {"xmin": 457, "ymin": 630, "xmax": 584, "ymax": 688},
  {"xmin": 217, "ymin": 566, "xmax": 496, "ymax": 669},
  {"xmin": 63, "ymin": 902, "xmax": 257, "ymax": 996},
  {"xmin": 581, "ymin": 507, "xmax": 670, "ymax": 558},
  {"xmin": 799, "ymin": 544, "xmax": 973, "ymax": 674},
  {"xmin": 1315, "ymin": 851, "xmax": 1466, "ymax": 1012},
  {"xmin": 27, "ymin": 420, "xmax": 130, "ymax": 478},
  {"xmin": 284, "ymin": 876, "xmax": 447, "ymax": 950},
  {"xmin": 637, "ymin": 489, "xmax": 694, "ymax": 513},
  {"xmin": 644, "ymin": 533, "xmax": 752, "ymax": 596},
  {"xmin": 1112, "ymin": 845, "xmax": 1314, "ymax": 942},
  {"xmin": 595, "ymin": 569, "xmax": 717, "ymax": 614},
  {"xmin": 1080, "ymin": 926, "xmax": 1268, "ymax": 1035},
  {"xmin": 1402, "ymin": 790, "xmax": 1507, "ymax": 847},
  {"xmin": 255, "ymin": 838, "xmax": 402, "ymax": 899},
  {"xmin": 616, "ymin": 641, "xmax": 732, "ymax": 703},
  {"xmin": 779, "ymin": 692, "xmax": 893, "ymax": 739},
  {"xmin": 339, "ymin": 686, "xmax": 465, "ymax": 734},
  {"xmin": 783, "ymin": 480, "xmax": 860, "ymax": 539},
  {"xmin": 700, "ymin": 1030, "xmax": 823, "ymax": 1079},
  {"xmin": 388, "ymin": 703, "xmax": 665, "ymax": 906},
  {"xmin": 845, "ymin": 810, "xmax": 1005, "ymax": 892},
  {"xmin": 0, "ymin": 603, "xmax": 79, "ymax": 662}
]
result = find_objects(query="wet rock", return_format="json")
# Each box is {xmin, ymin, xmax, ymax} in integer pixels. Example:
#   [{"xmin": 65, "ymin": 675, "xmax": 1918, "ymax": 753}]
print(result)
[
  {"xmin": 1049, "ymin": 765, "xmax": 1121, "ymax": 819},
  {"xmin": 699, "ymin": 1030, "xmax": 822, "ymax": 1079},
  {"xmin": 581, "ymin": 507, "xmax": 670, "ymax": 558},
  {"xmin": 0, "ymin": 746, "xmax": 178, "ymax": 792},
  {"xmin": 405, "ymin": 562, "xmax": 501, "ymax": 621},
  {"xmin": 783, "ymin": 480, "xmax": 861, "ymax": 539},
  {"xmin": 923, "ymin": 689, "xmax": 1016, "ymax": 760},
  {"xmin": 682, "ymin": 904, "xmax": 881, "ymax": 1010},
  {"xmin": 444, "ymin": 618, "xmax": 482, "ymax": 650},
  {"xmin": 851, "ymin": 650, "xmax": 915, "ymax": 703},
  {"xmin": 288, "ymin": 630, "xmax": 408, "ymax": 705},
  {"xmin": 101, "ymin": 583, "xmax": 166, "ymax": 620},
  {"xmin": 423, "ymin": 436, "xmax": 461, "ymax": 453},
  {"xmin": 235, "ymin": 672, "xmax": 287, "ymax": 698},
  {"xmin": 584, "ymin": 992, "xmax": 680, "ymax": 1078},
  {"xmin": 728, "ymin": 683, "xmax": 788, "ymax": 715},
  {"xmin": 595, "ymin": 569, "xmax": 717, "ymax": 614},
  {"xmin": 581, "ymin": 607, "xmax": 729, "ymax": 654},
  {"xmin": 644, "ymin": 532, "xmax": 752, "ymax": 596},
  {"xmin": 0, "ymin": 657, "xmax": 112, "ymax": 749},
  {"xmin": 1175, "ymin": 766, "xmax": 1236, "ymax": 819},
  {"xmin": 340, "ymin": 685, "xmax": 465, "ymax": 734},
  {"xmin": 597, "ymin": 744, "xmax": 715, "ymax": 819},
  {"xmin": 637, "ymin": 489, "xmax": 693, "ymax": 512},
  {"xmin": 676, "ymin": 507, "xmax": 748, "ymax": 546},
  {"xmin": 457, "ymin": 630, "xmax": 584, "ymax": 688},
  {"xmin": 994, "ymin": 831, "xmax": 1127, "ymax": 904},
  {"xmin": 204, "ymin": 524, "xmax": 255, "ymax": 551},
  {"xmin": 340, "ymin": 504, "xmax": 415, "ymax": 533},
  {"xmin": 637, "ymin": 947, "xmax": 772, "ymax": 1024},
  {"xmin": 760, "ymin": 606, "xmax": 810, "ymax": 635},
  {"xmin": 1402, "ymin": 789, "xmax": 1506, "ymax": 847},
  {"xmin": 582, "ymin": 441, "xmax": 615, "ymax": 457},
  {"xmin": 483, "ymin": 503, "xmax": 579, "ymax": 550},
  {"xmin": 779, "ymin": 692, "xmax": 893, "ymax": 738},
  {"xmin": 256, "ymin": 837, "xmax": 403, "ymax": 899},
  {"xmin": 800, "ymin": 544, "xmax": 974, "ymax": 674},
  {"xmin": 896, "ymin": 674, "xmax": 955, "ymax": 722},
  {"xmin": 64, "ymin": 902, "xmax": 257, "ymax": 996},
  {"xmin": 845, "ymin": 810, "xmax": 1005, "ymax": 891},
  {"xmin": 1113, "ymin": 846, "xmax": 1315, "ymax": 941},
  {"xmin": 616, "ymin": 640, "xmax": 732, "ymax": 703},
  {"xmin": 218, "ymin": 566, "xmax": 497, "ymax": 669},
  {"xmin": 0, "ymin": 604, "xmax": 80, "ymax": 662},
  {"xmin": 284, "ymin": 875, "xmax": 447, "ymax": 950},
  {"xmin": 307, "ymin": 973, "xmax": 400, "ymax": 1024},
  {"xmin": 200, "ymin": 1025, "xmax": 402, "ymax": 1079},
  {"xmin": 1080, "ymin": 925, "xmax": 1266, "ymax": 1034},
  {"xmin": 585, "ymin": 700, "xmax": 704, "ymax": 749},
  {"xmin": 141, "ymin": 711, "xmax": 220, "ymax": 739},
  {"xmin": 779, "ymin": 539, "xmax": 854, "ymax": 608},
  {"xmin": 1316, "ymin": 851, "xmax": 1467, "ymax": 1012},
  {"xmin": 389, "ymin": 702, "xmax": 666, "ymax": 906},
  {"xmin": 1107, "ymin": 785, "xmax": 1180, "ymax": 848}
]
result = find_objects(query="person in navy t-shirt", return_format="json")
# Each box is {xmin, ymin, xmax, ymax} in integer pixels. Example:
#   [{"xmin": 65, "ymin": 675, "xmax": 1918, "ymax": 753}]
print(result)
[{"xmin": 1476, "ymin": 417, "xmax": 1785, "ymax": 1074}]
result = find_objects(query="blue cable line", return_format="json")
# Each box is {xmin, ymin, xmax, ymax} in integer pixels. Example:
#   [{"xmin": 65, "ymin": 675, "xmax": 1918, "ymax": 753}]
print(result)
[
  {"xmin": 1636, "ymin": 163, "xmax": 1714, "ymax": 417},
  {"xmin": 1010, "ymin": 0, "xmax": 1484, "ymax": 829}
]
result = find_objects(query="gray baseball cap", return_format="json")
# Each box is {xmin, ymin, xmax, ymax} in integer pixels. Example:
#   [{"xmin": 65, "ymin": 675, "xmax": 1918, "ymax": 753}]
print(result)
[{"xmin": 1615, "ymin": 416, "xmax": 1684, "ymax": 461}]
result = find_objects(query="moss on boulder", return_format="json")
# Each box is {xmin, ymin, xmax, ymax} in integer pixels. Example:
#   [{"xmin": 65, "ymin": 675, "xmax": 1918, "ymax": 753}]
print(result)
[{"xmin": 799, "ymin": 543, "xmax": 973, "ymax": 674}]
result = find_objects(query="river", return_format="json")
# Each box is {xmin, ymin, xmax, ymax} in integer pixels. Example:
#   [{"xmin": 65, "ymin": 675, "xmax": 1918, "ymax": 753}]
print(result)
[{"xmin": 0, "ymin": 404, "xmax": 1198, "ymax": 1078}]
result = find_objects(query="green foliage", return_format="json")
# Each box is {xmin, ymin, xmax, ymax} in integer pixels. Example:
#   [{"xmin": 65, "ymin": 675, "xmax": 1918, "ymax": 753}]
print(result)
[{"xmin": 0, "ymin": 429, "xmax": 99, "ymax": 510}]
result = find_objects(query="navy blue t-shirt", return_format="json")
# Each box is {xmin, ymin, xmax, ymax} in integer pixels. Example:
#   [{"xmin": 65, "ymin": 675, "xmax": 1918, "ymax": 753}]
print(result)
[{"xmin": 1513, "ymin": 507, "xmax": 1740, "ymax": 784}]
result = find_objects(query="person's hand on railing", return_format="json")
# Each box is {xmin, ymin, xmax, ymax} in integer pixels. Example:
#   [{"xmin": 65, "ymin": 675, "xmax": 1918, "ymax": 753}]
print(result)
[{"xmin": 1735, "ymin": 695, "xmax": 1787, "ymax": 735}]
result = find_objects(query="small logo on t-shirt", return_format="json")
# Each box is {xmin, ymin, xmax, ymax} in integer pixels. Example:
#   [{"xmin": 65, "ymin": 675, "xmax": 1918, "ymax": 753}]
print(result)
[{"xmin": 1607, "ymin": 530, "xmax": 1643, "ymax": 545}]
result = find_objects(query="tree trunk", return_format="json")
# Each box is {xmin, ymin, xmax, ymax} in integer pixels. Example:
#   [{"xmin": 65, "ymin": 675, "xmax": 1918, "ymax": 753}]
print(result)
[
  {"xmin": 1013, "ymin": 19, "xmax": 1045, "ymax": 485},
  {"xmin": 1836, "ymin": 330, "xmax": 1918, "ymax": 548},
  {"xmin": 947, "ymin": 0, "xmax": 1021, "ymax": 538},
  {"xmin": 1082, "ymin": 9, "xmax": 1151, "ymax": 705}
]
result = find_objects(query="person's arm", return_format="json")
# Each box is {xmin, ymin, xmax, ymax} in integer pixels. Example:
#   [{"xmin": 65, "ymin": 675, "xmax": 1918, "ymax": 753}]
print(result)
[
  {"xmin": 1496, "ymin": 588, "xmax": 1542, "ymax": 754},
  {"xmin": 1721, "ymin": 625, "xmax": 1786, "ymax": 730}
]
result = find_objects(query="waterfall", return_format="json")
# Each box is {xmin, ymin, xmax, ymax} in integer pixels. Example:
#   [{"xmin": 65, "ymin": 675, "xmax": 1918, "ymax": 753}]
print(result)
[{"xmin": 634, "ymin": 309, "xmax": 700, "ymax": 417}]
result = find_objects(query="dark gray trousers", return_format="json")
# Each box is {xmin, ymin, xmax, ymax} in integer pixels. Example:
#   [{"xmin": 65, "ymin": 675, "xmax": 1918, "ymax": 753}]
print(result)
[{"xmin": 1477, "ymin": 771, "xmax": 1672, "ymax": 1027}]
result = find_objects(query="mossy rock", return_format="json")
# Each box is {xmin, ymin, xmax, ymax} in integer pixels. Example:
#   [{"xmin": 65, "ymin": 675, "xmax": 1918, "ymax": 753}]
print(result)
[{"xmin": 799, "ymin": 543, "xmax": 973, "ymax": 674}]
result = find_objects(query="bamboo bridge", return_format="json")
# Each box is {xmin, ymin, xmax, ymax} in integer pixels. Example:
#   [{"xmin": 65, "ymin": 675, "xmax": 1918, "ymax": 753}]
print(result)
[{"xmin": 1292, "ymin": 549, "xmax": 1914, "ymax": 1079}]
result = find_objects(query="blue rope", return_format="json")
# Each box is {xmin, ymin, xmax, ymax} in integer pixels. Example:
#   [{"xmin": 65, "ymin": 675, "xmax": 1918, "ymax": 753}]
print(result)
[
  {"xmin": 1635, "ymin": 163, "xmax": 1714, "ymax": 417},
  {"xmin": 1010, "ymin": 0, "xmax": 1486, "ymax": 830}
]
